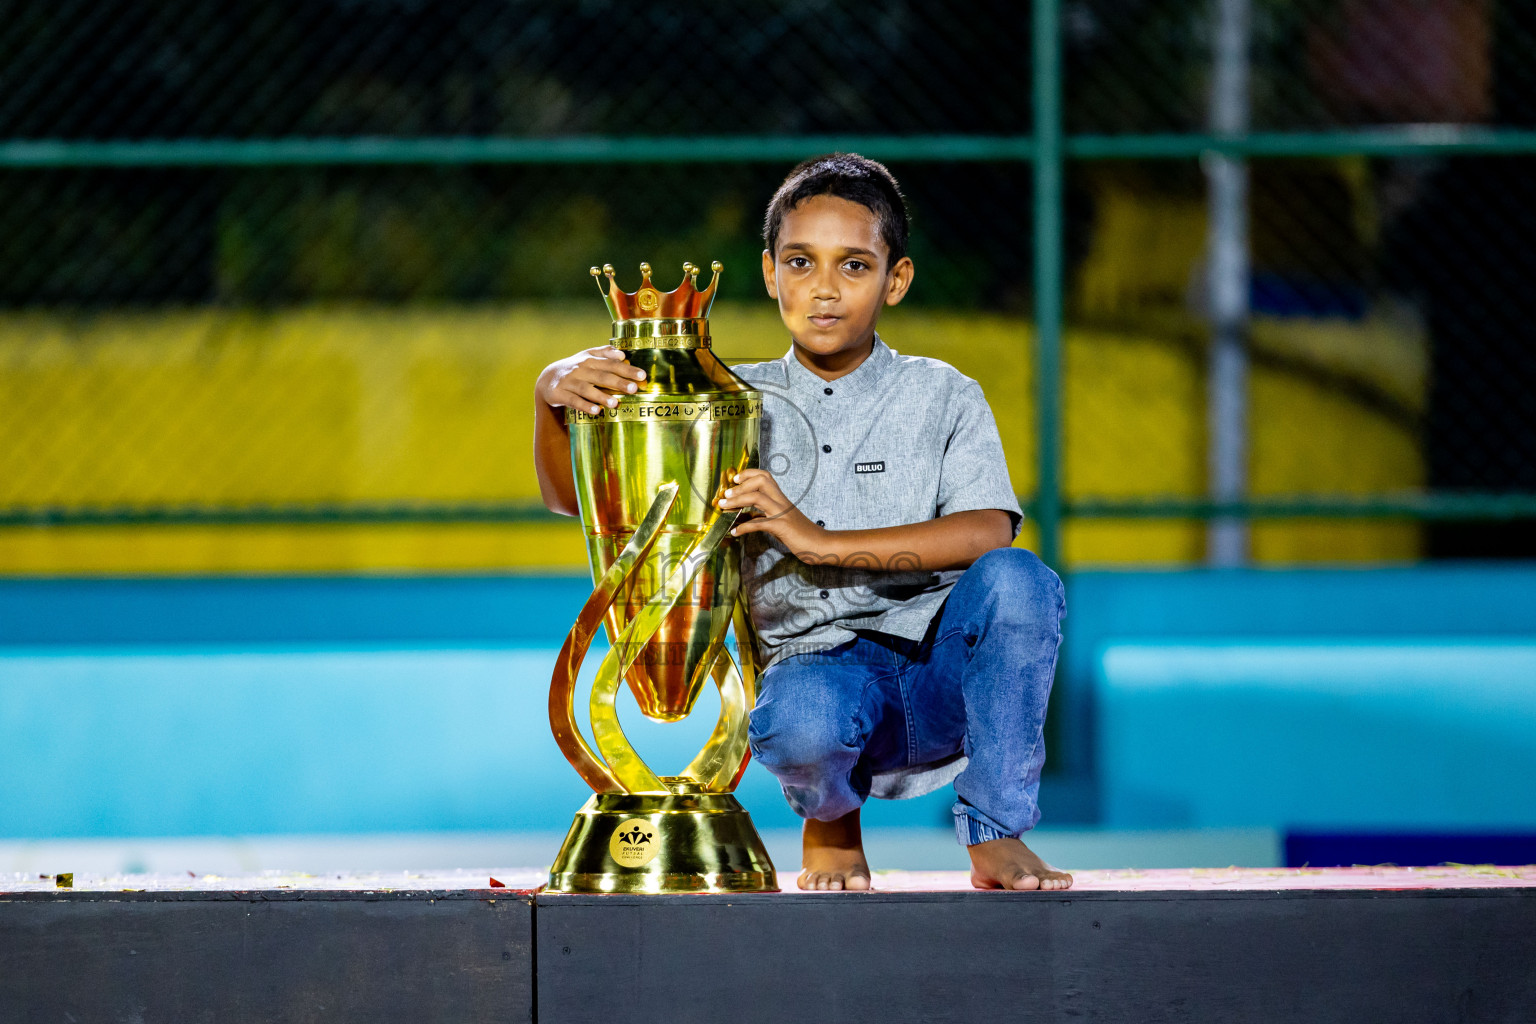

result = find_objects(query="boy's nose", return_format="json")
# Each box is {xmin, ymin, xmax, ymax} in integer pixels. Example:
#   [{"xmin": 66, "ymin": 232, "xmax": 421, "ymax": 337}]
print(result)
[{"xmin": 810, "ymin": 269, "xmax": 839, "ymax": 299}]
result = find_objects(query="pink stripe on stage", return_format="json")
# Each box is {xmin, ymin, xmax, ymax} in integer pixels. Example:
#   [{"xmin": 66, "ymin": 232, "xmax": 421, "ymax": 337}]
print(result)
[
  {"xmin": 867, "ymin": 864, "xmax": 1536, "ymax": 892},
  {"xmin": 11, "ymin": 864, "xmax": 1535, "ymax": 895}
]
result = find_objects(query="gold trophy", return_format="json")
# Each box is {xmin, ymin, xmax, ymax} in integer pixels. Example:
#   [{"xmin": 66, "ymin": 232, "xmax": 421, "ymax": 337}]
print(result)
[{"xmin": 545, "ymin": 260, "xmax": 778, "ymax": 894}]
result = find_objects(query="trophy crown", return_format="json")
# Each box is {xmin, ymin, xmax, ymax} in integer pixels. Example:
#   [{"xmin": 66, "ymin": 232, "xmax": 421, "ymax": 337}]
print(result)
[{"xmin": 590, "ymin": 261, "xmax": 722, "ymax": 322}]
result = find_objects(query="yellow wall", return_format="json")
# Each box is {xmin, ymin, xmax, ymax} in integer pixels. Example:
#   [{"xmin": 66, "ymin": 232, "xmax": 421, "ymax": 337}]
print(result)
[{"xmin": 0, "ymin": 303, "xmax": 1420, "ymax": 574}]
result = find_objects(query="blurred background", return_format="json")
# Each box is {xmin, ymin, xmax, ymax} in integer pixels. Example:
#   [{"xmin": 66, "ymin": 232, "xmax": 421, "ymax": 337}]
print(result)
[{"xmin": 2, "ymin": 0, "xmax": 1534, "ymax": 879}]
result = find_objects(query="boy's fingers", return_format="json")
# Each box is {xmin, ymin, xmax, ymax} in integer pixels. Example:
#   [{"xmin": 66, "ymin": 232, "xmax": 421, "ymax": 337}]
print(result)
[
  {"xmin": 570, "ymin": 383, "xmax": 617, "ymax": 411},
  {"xmin": 720, "ymin": 481, "xmax": 779, "ymax": 511},
  {"xmin": 727, "ymin": 470, "xmax": 772, "ymax": 493},
  {"xmin": 725, "ymin": 503, "xmax": 786, "ymax": 521},
  {"xmin": 586, "ymin": 369, "xmax": 640, "ymax": 394},
  {"xmin": 581, "ymin": 353, "xmax": 645, "ymax": 382},
  {"xmin": 730, "ymin": 480, "xmax": 788, "ymax": 508},
  {"xmin": 731, "ymin": 468, "xmax": 784, "ymax": 496},
  {"xmin": 552, "ymin": 393, "xmax": 601, "ymax": 415},
  {"xmin": 730, "ymin": 517, "xmax": 770, "ymax": 537}
]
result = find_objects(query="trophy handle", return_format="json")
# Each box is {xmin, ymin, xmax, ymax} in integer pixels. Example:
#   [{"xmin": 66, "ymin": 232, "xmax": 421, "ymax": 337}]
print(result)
[
  {"xmin": 732, "ymin": 589, "xmax": 762, "ymax": 691},
  {"xmin": 680, "ymin": 650, "xmax": 748, "ymax": 791},
  {"xmin": 679, "ymin": 595, "xmax": 761, "ymax": 791},
  {"xmin": 728, "ymin": 593, "xmax": 760, "ymax": 789},
  {"xmin": 548, "ymin": 482, "xmax": 679, "ymax": 794},
  {"xmin": 588, "ymin": 506, "xmax": 742, "ymax": 794}
]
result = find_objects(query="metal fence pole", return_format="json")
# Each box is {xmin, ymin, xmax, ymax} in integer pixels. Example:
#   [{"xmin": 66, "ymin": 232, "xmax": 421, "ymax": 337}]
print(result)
[
  {"xmin": 1033, "ymin": 0, "xmax": 1065, "ymax": 571},
  {"xmin": 1205, "ymin": 0, "xmax": 1252, "ymax": 566}
]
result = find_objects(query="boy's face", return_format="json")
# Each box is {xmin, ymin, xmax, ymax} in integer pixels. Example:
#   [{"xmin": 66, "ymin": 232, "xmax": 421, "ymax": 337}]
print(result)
[{"xmin": 761, "ymin": 194, "xmax": 914, "ymax": 368}]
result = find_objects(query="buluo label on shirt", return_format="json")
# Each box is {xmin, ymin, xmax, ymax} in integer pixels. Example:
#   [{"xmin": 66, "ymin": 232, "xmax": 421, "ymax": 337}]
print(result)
[{"xmin": 854, "ymin": 461, "xmax": 886, "ymax": 474}]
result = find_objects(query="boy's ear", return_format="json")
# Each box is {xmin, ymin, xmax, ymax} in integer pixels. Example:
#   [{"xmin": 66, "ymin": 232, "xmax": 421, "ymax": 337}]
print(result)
[
  {"xmin": 883, "ymin": 256, "xmax": 915, "ymax": 307},
  {"xmin": 760, "ymin": 248, "xmax": 778, "ymax": 299}
]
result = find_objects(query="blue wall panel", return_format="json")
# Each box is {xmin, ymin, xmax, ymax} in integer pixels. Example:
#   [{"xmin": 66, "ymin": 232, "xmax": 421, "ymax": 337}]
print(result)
[{"xmin": 1, "ymin": 568, "xmax": 1533, "ymax": 838}]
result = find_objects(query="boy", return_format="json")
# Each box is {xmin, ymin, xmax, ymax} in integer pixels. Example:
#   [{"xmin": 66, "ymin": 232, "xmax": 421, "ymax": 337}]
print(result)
[{"xmin": 534, "ymin": 153, "xmax": 1070, "ymax": 892}]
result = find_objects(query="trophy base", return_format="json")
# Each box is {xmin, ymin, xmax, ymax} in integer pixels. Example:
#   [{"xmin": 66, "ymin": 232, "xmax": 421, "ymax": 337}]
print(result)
[{"xmin": 546, "ymin": 778, "xmax": 778, "ymax": 894}]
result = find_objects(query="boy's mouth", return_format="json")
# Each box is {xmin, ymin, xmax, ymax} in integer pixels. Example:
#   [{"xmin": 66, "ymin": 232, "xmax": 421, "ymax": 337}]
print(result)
[{"xmin": 808, "ymin": 314, "xmax": 841, "ymax": 329}]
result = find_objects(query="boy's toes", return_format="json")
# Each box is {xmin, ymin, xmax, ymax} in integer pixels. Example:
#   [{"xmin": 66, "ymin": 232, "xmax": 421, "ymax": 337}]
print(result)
[
  {"xmin": 797, "ymin": 868, "xmax": 870, "ymax": 891},
  {"xmin": 967, "ymin": 838, "xmax": 1072, "ymax": 893}
]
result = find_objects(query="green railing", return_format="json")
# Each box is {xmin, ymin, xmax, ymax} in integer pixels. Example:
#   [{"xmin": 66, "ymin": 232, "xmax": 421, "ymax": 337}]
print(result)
[
  {"xmin": 9, "ymin": 493, "xmax": 1536, "ymax": 530},
  {"xmin": 5, "ymin": 0, "xmax": 1535, "ymax": 567},
  {"xmin": 6, "ymin": 127, "xmax": 1535, "ymax": 169}
]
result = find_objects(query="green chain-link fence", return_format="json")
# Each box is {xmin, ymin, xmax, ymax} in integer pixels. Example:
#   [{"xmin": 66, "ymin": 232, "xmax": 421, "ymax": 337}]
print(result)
[{"xmin": 1, "ymin": 0, "xmax": 1533, "ymax": 571}]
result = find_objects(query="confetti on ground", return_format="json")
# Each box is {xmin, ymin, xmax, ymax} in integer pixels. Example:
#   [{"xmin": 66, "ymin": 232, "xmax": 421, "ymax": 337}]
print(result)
[
  {"xmin": 0, "ymin": 868, "xmax": 547, "ymax": 894},
  {"xmin": 5, "ymin": 864, "xmax": 1534, "ymax": 896}
]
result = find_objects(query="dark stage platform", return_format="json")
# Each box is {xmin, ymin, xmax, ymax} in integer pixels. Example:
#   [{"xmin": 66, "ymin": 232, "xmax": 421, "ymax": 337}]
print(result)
[{"xmin": 4, "ymin": 867, "xmax": 1534, "ymax": 1023}]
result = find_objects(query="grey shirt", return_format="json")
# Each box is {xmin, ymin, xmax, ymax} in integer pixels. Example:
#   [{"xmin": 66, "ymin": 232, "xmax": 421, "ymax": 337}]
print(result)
[{"xmin": 731, "ymin": 336, "xmax": 1023, "ymax": 672}]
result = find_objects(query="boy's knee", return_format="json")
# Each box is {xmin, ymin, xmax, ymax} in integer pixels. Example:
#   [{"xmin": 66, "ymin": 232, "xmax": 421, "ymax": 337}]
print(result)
[
  {"xmin": 967, "ymin": 547, "xmax": 1062, "ymax": 613},
  {"xmin": 749, "ymin": 703, "xmax": 854, "ymax": 775}
]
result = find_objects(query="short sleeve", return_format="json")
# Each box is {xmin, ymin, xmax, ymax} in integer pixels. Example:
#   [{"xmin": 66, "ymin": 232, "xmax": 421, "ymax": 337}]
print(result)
[{"xmin": 936, "ymin": 382, "xmax": 1024, "ymax": 539}]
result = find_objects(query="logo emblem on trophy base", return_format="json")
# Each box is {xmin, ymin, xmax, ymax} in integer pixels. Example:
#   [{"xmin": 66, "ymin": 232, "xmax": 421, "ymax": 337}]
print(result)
[{"xmin": 545, "ymin": 261, "xmax": 778, "ymax": 894}]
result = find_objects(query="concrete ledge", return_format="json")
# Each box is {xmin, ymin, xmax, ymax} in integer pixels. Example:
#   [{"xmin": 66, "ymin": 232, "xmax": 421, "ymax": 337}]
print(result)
[
  {"xmin": 537, "ymin": 884, "xmax": 1536, "ymax": 1024},
  {"xmin": 5, "ymin": 868, "xmax": 1533, "ymax": 1024},
  {"xmin": 1, "ymin": 881, "xmax": 534, "ymax": 1024}
]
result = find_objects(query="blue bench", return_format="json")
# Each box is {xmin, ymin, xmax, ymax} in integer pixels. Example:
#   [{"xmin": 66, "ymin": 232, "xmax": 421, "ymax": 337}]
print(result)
[{"xmin": 1095, "ymin": 640, "xmax": 1536, "ymax": 829}]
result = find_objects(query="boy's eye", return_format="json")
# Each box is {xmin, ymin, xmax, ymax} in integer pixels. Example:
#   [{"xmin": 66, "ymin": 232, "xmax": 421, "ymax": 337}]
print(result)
[
  {"xmin": 843, "ymin": 260, "xmax": 868, "ymax": 273},
  {"xmin": 785, "ymin": 256, "xmax": 810, "ymax": 269}
]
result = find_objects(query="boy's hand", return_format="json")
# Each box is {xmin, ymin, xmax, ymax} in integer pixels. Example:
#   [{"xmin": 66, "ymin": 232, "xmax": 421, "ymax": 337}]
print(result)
[
  {"xmin": 536, "ymin": 345, "xmax": 646, "ymax": 415},
  {"xmin": 718, "ymin": 469, "xmax": 825, "ymax": 550}
]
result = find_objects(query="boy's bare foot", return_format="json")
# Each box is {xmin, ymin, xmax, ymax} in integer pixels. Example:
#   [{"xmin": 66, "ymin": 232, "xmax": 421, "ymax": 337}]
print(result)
[
  {"xmin": 968, "ymin": 837, "xmax": 1073, "ymax": 891},
  {"xmin": 799, "ymin": 809, "xmax": 871, "ymax": 891}
]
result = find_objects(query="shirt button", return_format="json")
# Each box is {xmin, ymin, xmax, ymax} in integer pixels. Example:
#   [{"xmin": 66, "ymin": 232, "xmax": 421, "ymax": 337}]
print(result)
[
  {"xmin": 822, "ymin": 444, "xmax": 831, "ymax": 453},
  {"xmin": 819, "ymin": 590, "xmax": 830, "ymax": 599},
  {"xmin": 823, "ymin": 387, "xmax": 833, "ymax": 395},
  {"xmin": 815, "ymin": 519, "xmax": 824, "ymax": 527}
]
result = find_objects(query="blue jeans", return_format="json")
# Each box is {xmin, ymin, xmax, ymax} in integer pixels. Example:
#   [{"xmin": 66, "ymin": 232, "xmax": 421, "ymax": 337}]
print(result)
[{"xmin": 747, "ymin": 547, "xmax": 1065, "ymax": 846}]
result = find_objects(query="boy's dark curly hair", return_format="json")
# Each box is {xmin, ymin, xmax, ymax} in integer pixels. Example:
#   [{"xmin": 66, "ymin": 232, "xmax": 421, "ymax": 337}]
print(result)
[{"xmin": 762, "ymin": 153, "xmax": 910, "ymax": 265}]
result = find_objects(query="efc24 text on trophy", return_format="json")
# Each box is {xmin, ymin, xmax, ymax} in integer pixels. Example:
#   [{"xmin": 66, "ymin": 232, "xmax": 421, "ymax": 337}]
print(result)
[{"xmin": 545, "ymin": 260, "xmax": 779, "ymax": 894}]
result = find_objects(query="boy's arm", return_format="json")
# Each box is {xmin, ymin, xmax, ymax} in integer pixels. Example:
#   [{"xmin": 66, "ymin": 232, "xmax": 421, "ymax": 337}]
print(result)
[
  {"xmin": 533, "ymin": 345, "xmax": 648, "ymax": 516},
  {"xmin": 719, "ymin": 469, "xmax": 1012, "ymax": 571}
]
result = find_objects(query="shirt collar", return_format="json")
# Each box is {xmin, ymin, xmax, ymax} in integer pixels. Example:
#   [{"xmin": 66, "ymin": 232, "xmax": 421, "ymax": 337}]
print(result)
[{"xmin": 781, "ymin": 335, "xmax": 894, "ymax": 399}]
